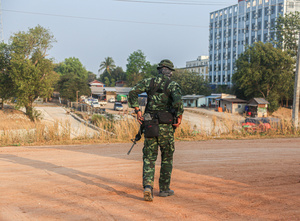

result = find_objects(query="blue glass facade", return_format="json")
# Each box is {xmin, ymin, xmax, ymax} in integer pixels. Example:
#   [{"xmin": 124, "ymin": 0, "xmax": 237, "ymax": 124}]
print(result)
[{"xmin": 208, "ymin": 0, "xmax": 298, "ymax": 86}]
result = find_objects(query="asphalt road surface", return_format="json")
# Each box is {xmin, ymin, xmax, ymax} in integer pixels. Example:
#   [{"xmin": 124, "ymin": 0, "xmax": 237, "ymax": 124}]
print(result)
[{"xmin": 1, "ymin": 138, "xmax": 299, "ymax": 220}]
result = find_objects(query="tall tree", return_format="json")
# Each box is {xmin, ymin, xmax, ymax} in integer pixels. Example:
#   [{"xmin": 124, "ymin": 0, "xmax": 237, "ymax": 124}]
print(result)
[
  {"xmin": 0, "ymin": 43, "xmax": 15, "ymax": 109},
  {"xmin": 172, "ymin": 69, "xmax": 211, "ymax": 96},
  {"xmin": 126, "ymin": 50, "xmax": 151, "ymax": 86},
  {"xmin": 233, "ymin": 42, "xmax": 295, "ymax": 112},
  {"xmin": 275, "ymin": 11, "xmax": 300, "ymax": 57},
  {"xmin": 88, "ymin": 71, "xmax": 96, "ymax": 83},
  {"xmin": 54, "ymin": 57, "xmax": 91, "ymax": 101},
  {"xmin": 98, "ymin": 57, "xmax": 116, "ymax": 75},
  {"xmin": 9, "ymin": 25, "xmax": 56, "ymax": 121}
]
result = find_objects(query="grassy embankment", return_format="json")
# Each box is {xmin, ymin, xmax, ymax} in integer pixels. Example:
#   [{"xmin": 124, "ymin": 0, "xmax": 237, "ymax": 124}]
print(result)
[{"xmin": 0, "ymin": 107, "xmax": 299, "ymax": 147}]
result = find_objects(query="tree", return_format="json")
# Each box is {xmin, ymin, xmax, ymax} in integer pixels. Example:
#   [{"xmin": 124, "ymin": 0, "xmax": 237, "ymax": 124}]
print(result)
[
  {"xmin": 126, "ymin": 50, "xmax": 151, "ymax": 86},
  {"xmin": 54, "ymin": 57, "xmax": 91, "ymax": 101},
  {"xmin": 88, "ymin": 71, "xmax": 96, "ymax": 83},
  {"xmin": 9, "ymin": 25, "xmax": 57, "ymax": 121},
  {"xmin": 275, "ymin": 11, "xmax": 300, "ymax": 57},
  {"xmin": 98, "ymin": 57, "xmax": 116, "ymax": 75},
  {"xmin": 233, "ymin": 42, "xmax": 295, "ymax": 112},
  {"xmin": 0, "ymin": 43, "xmax": 15, "ymax": 109},
  {"xmin": 172, "ymin": 69, "xmax": 211, "ymax": 95}
]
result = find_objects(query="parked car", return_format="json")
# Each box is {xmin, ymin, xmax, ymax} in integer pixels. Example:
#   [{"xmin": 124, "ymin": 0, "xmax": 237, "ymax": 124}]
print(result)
[
  {"xmin": 99, "ymin": 100, "xmax": 107, "ymax": 106},
  {"xmin": 91, "ymin": 101, "xmax": 101, "ymax": 108},
  {"xmin": 114, "ymin": 102, "xmax": 123, "ymax": 111},
  {"xmin": 108, "ymin": 98, "xmax": 115, "ymax": 103}
]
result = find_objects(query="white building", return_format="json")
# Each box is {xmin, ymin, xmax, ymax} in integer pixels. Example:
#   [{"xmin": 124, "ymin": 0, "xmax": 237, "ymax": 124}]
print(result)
[
  {"xmin": 181, "ymin": 56, "xmax": 209, "ymax": 80},
  {"xmin": 209, "ymin": 0, "xmax": 300, "ymax": 86}
]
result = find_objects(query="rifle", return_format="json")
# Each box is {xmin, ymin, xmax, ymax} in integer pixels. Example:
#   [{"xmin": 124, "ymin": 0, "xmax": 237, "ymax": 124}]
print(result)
[
  {"xmin": 170, "ymin": 109, "xmax": 178, "ymax": 130},
  {"xmin": 127, "ymin": 123, "xmax": 144, "ymax": 155}
]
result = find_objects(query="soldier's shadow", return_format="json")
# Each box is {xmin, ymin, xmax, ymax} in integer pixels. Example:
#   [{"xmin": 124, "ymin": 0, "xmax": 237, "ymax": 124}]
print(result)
[{"xmin": 0, "ymin": 154, "xmax": 142, "ymax": 201}]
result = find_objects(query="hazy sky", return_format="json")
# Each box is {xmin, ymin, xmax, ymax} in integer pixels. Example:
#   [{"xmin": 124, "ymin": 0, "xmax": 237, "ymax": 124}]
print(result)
[{"xmin": 2, "ymin": 0, "xmax": 237, "ymax": 76}]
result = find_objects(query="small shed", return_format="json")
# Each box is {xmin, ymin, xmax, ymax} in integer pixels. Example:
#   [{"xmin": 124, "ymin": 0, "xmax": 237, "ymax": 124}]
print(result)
[
  {"xmin": 247, "ymin": 98, "xmax": 269, "ymax": 117},
  {"xmin": 182, "ymin": 95, "xmax": 206, "ymax": 107},
  {"xmin": 219, "ymin": 98, "xmax": 247, "ymax": 114},
  {"xmin": 104, "ymin": 88, "xmax": 117, "ymax": 101}
]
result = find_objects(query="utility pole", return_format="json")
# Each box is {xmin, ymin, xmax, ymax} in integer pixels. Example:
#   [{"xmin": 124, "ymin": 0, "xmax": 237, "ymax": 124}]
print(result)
[
  {"xmin": 0, "ymin": 0, "xmax": 3, "ymax": 42},
  {"xmin": 292, "ymin": 32, "xmax": 300, "ymax": 129}
]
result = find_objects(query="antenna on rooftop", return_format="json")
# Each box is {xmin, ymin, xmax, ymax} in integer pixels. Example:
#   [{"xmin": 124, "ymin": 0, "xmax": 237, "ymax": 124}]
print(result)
[{"xmin": 0, "ymin": 0, "xmax": 3, "ymax": 42}]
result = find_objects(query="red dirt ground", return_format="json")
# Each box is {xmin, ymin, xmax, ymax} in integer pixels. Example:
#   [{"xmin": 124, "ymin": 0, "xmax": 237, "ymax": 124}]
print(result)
[{"xmin": 0, "ymin": 138, "xmax": 300, "ymax": 221}]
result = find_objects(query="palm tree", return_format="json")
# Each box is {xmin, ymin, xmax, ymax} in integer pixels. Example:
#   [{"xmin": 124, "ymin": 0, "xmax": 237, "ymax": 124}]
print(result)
[{"xmin": 98, "ymin": 57, "xmax": 116, "ymax": 75}]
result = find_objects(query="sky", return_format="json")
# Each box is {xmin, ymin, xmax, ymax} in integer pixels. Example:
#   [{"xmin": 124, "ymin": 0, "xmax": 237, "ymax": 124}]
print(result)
[{"xmin": 2, "ymin": 0, "xmax": 237, "ymax": 76}]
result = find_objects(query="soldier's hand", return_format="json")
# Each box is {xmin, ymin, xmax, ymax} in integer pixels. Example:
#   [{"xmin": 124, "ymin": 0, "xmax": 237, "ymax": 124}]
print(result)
[
  {"xmin": 137, "ymin": 111, "xmax": 144, "ymax": 124},
  {"xmin": 172, "ymin": 115, "xmax": 182, "ymax": 128}
]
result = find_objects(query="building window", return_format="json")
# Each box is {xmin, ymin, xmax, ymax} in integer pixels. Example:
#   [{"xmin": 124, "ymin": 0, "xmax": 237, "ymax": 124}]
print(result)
[
  {"xmin": 211, "ymin": 14, "xmax": 214, "ymax": 19},
  {"xmin": 271, "ymin": 18, "xmax": 275, "ymax": 28},
  {"xmin": 258, "ymin": 21, "xmax": 261, "ymax": 30},
  {"xmin": 259, "ymin": 0, "xmax": 262, "ymax": 5},
  {"xmin": 235, "ymin": 7, "xmax": 237, "ymax": 12},
  {"xmin": 246, "ymin": 13, "xmax": 250, "ymax": 21},
  {"xmin": 225, "ymin": 9, "xmax": 227, "ymax": 14},
  {"xmin": 265, "ymin": 0, "xmax": 269, "ymax": 3},
  {"xmin": 258, "ymin": 9, "xmax": 262, "ymax": 18},
  {"xmin": 227, "ymin": 75, "xmax": 231, "ymax": 82},
  {"xmin": 247, "ymin": 2, "xmax": 250, "ymax": 8},
  {"xmin": 253, "ymin": 0, "xmax": 256, "ymax": 7},
  {"xmin": 258, "ymin": 34, "xmax": 261, "ymax": 41},
  {"xmin": 288, "ymin": 2, "xmax": 294, "ymax": 8},
  {"xmin": 265, "ymin": 7, "xmax": 268, "ymax": 15},
  {"xmin": 264, "ymin": 20, "xmax": 268, "ymax": 28},
  {"xmin": 278, "ymin": 4, "xmax": 283, "ymax": 12},
  {"xmin": 218, "ymin": 75, "xmax": 221, "ymax": 82},
  {"xmin": 271, "ymin": 6, "xmax": 275, "ymax": 14}
]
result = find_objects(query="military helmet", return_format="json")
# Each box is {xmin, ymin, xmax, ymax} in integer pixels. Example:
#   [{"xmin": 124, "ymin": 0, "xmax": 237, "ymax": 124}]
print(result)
[{"xmin": 157, "ymin": 59, "xmax": 175, "ymax": 71}]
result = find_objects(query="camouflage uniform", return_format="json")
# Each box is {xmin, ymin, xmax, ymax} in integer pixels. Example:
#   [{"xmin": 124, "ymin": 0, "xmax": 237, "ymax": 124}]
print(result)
[{"xmin": 128, "ymin": 73, "xmax": 183, "ymax": 191}]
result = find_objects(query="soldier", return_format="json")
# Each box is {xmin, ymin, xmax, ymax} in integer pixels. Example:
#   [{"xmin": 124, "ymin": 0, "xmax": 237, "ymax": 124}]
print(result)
[{"xmin": 128, "ymin": 59, "xmax": 184, "ymax": 201}]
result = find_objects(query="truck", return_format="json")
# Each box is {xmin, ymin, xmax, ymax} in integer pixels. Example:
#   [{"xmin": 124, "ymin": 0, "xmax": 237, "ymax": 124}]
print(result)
[{"xmin": 116, "ymin": 94, "xmax": 127, "ymax": 103}]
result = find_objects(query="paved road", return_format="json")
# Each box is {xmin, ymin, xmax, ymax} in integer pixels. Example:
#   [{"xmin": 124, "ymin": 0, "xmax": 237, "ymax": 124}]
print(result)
[
  {"xmin": 35, "ymin": 106, "xmax": 98, "ymax": 139},
  {"xmin": 0, "ymin": 138, "xmax": 299, "ymax": 220}
]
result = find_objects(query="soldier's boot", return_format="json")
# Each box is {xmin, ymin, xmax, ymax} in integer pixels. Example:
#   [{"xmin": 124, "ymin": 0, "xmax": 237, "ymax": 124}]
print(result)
[
  {"xmin": 158, "ymin": 189, "xmax": 174, "ymax": 197},
  {"xmin": 143, "ymin": 185, "xmax": 153, "ymax": 202}
]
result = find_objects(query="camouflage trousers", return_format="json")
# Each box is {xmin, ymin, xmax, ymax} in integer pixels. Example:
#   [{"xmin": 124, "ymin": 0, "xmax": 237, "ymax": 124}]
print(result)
[{"xmin": 143, "ymin": 124, "xmax": 175, "ymax": 191}]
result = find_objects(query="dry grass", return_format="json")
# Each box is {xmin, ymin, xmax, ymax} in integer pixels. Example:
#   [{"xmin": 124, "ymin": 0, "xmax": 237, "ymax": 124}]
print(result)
[{"xmin": 0, "ymin": 107, "xmax": 299, "ymax": 147}]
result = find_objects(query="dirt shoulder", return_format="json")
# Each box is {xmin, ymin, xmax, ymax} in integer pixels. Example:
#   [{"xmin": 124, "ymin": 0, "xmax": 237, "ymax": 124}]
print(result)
[{"xmin": 1, "ymin": 138, "xmax": 299, "ymax": 220}]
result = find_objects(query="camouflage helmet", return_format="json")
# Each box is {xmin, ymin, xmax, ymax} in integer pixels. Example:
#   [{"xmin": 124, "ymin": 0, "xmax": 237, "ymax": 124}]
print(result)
[{"xmin": 157, "ymin": 59, "xmax": 175, "ymax": 71}]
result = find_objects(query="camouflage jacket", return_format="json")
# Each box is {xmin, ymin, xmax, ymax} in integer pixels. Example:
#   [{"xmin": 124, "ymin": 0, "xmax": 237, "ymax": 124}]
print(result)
[{"xmin": 128, "ymin": 74, "xmax": 184, "ymax": 117}]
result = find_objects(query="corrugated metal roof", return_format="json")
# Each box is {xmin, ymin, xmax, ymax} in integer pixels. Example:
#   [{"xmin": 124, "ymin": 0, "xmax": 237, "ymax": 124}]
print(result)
[
  {"xmin": 221, "ymin": 98, "xmax": 247, "ymax": 103},
  {"xmin": 248, "ymin": 98, "xmax": 269, "ymax": 105},
  {"xmin": 182, "ymin": 95, "xmax": 205, "ymax": 99},
  {"xmin": 104, "ymin": 88, "xmax": 117, "ymax": 92},
  {"xmin": 206, "ymin": 95, "xmax": 221, "ymax": 99}
]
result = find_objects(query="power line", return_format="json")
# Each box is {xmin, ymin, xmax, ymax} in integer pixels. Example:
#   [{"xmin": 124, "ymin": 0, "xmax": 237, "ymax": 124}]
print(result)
[
  {"xmin": 2, "ymin": 9, "xmax": 208, "ymax": 28},
  {"xmin": 114, "ymin": 0, "xmax": 230, "ymax": 6}
]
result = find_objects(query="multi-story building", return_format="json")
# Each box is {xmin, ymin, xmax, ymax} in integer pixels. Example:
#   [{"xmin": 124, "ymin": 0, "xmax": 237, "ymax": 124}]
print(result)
[
  {"xmin": 181, "ymin": 55, "xmax": 209, "ymax": 80},
  {"xmin": 209, "ymin": 0, "xmax": 300, "ymax": 86}
]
